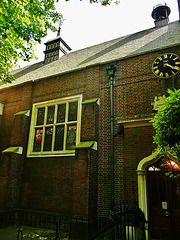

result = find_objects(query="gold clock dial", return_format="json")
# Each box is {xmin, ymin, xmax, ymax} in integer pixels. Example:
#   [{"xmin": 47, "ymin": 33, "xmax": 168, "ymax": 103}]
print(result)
[{"xmin": 152, "ymin": 53, "xmax": 180, "ymax": 79}]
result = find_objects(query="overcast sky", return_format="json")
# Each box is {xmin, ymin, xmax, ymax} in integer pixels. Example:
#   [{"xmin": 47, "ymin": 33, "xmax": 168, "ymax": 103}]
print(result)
[{"xmin": 17, "ymin": 0, "xmax": 179, "ymax": 68}]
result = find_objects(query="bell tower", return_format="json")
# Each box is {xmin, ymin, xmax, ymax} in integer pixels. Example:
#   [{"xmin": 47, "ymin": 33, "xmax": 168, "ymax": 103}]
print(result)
[
  {"xmin": 44, "ymin": 19, "xmax": 72, "ymax": 64},
  {"xmin": 152, "ymin": 3, "xmax": 171, "ymax": 28}
]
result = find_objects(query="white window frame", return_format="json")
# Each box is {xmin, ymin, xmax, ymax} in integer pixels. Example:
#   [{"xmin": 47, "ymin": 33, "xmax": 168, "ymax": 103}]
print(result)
[{"xmin": 27, "ymin": 95, "xmax": 82, "ymax": 157}]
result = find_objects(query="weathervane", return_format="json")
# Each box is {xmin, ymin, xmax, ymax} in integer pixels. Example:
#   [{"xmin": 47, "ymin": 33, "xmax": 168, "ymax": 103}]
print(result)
[{"xmin": 57, "ymin": 18, "xmax": 66, "ymax": 37}]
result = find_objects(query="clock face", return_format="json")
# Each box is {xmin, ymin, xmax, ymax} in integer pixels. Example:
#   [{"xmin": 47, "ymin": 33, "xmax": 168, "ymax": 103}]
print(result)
[{"xmin": 152, "ymin": 53, "xmax": 180, "ymax": 79}]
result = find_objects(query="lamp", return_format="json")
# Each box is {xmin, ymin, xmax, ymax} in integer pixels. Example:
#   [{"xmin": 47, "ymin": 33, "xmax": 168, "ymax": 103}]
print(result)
[{"xmin": 107, "ymin": 64, "xmax": 117, "ymax": 79}]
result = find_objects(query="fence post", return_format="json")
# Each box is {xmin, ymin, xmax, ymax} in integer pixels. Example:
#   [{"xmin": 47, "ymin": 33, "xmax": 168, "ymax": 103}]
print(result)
[
  {"xmin": 55, "ymin": 222, "xmax": 60, "ymax": 240},
  {"xmin": 17, "ymin": 209, "xmax": 23, "ymax": 240}
]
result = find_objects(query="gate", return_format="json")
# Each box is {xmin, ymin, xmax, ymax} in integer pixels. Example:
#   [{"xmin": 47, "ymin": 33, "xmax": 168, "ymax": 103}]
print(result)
[{"xmin": 90, "ymin": 200, "xmax": 146, "ymax": 240}]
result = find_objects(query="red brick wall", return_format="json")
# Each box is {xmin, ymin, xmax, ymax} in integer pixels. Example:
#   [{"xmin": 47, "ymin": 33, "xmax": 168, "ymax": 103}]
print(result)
[
  {"xmin": 21, "ymin": 154, "xmax": 89, "ymax": 215},
  {"xmin": 88, "ymin": 149, "xmax": 98, "ymax": 219},
  {"xmin": 81, "ymin": 102, "xmax": 99, "ymax": 142},
  {"xmin": 0, "ymin": 83, "xmax": 33, "ymax": 155},
  {"xmin": 0, "ymin": 46, "xmax": 179, "ymax": 219},
  {"xmin": 118, "ymin": 126, "xmax": 155, "ymax": 200},
  {"xmin": 0, "ymin": 154, "xmax": 9, "ymax": 208},
  {"xmin": 97, "ymin": 47, "xmax": 180, "ymax": 217},
  {"xmin": 0, "ymin": 66, "xmax": 100, "ymax": 218}
]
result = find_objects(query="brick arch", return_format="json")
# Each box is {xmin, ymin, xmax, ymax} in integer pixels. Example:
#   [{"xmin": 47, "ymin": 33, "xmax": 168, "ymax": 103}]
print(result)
[
  {"xmin": 136, "ymin": 152, "xmax": 163, "ymax": 240},
  {"xmin": 137, "ymin": 152, "xmax": 161, "ymax": 218}
]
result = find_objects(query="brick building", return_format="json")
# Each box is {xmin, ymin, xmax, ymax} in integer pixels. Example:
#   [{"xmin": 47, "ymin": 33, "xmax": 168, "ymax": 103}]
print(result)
[{"xmin": 0, "ymin": 4, "xmax": 180, "ymax": 240}]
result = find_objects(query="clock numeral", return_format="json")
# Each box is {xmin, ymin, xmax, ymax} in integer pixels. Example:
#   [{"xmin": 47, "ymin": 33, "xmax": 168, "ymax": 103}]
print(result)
[
  {"xmin": 158, "ymin": 57, "xmax": 163, "ymax": 61},
  {"xmin": 159, "ymin": 72, "xmax": 164, "ymax": 77},
  {"xmin": 164, "ymin": 54, "xmax": 168, "ymax": 59},
  {"xmin": 173, "ymin": 57, "xmax": 178, "ymax": 61},
  {"xmin": 165, "ymin": 73, "xmax": 169, "ymax": 78},
  {"xmin": 155, "ymin": 70, "xmax": 159, "ymax": 75},
  {"xmin": 153, "ymin": 66, "xmax": 158, "ymax": 70},
  {"xmin": 175, "ymin": 62, "xmax": 180, "ymax": 65}
]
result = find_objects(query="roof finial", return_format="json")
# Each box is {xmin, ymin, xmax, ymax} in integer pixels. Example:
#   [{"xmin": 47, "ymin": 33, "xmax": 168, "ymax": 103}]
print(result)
[{"xmin": 57, "ymin": 18, "xmax": 66, "ymax": 37}]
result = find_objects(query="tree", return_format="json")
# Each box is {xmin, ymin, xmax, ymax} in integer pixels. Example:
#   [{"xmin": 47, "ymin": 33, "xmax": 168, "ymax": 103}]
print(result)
[
  {"xmin": 0, "ymin": 0, "xmax": 119, "ymax": 83},
  {"xmin": 152, "ymin": 88, "xmax": 180, "ymax": 163},
  {"xmin": 89, "ymin": 0, "xmax": 120, "ymax": 5},
  {"xmin": 0, "ymin": 0, "xmax": 62, "ymax": 83}
]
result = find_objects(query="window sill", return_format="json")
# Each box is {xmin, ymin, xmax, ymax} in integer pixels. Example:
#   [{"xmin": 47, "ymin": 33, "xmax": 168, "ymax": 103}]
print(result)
[{"xmin": 27, "ymin": 151, "xmax": 75, "ymax": 158}]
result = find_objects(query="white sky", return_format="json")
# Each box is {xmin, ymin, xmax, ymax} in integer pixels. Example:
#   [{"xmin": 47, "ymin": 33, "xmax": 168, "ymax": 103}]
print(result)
[{"xmin": 17, "ymin": 0, "xmax": 179, "ymax": 68}]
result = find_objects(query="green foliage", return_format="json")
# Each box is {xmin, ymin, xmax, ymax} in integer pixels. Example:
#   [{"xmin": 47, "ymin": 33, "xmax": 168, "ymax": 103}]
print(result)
[
  {"xmin": 152, "ymin": 89, "xmax": 180, "ymax": 162},
  {"xmin": 89, "ymin": 0, "xmax": 120, "ymax": 5},
  {"xmin": 23, "ymin": 229, "xmax": 69, "ymax": 239},
  {"xmin": 0, "ymin": 0, "xmax": 62, "ymax": 83},
  {"xmin": 0, "ymin": 0, "xmax": 119, "ymax": 83}
]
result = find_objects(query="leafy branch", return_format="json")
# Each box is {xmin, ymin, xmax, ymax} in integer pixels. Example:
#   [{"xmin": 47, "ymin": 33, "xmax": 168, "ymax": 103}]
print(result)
[{"xmin": 152, "ymin": 89, "xmax": 180, "ymax": 163}]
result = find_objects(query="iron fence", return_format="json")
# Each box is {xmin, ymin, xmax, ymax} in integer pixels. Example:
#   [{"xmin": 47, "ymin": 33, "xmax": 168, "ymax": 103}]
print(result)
[
  {"xmin": 0, "ymin": 209, "xmax": 86, "ymax": 239},
  {"xmin": 0, "ymin": 200, "xmax": 145, "ymax": 240},
  {"xmin": 90, "ymin": 200, "xmax": 146, "ymax": 240}
]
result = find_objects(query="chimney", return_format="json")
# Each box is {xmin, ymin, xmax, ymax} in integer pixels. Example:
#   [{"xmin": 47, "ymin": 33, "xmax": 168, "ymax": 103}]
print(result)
[{"xmin": 152, "ymin": 3, "xmax": 171, "ymax": 28}]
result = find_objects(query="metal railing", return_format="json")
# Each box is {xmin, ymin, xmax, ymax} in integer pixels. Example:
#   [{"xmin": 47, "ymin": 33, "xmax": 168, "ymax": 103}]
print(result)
[
  {"xmin": 0, "ymin": 209, "xmax": 86, "ymax": 240},
  {"xmin": 90, "ymin": 200, "xmax": 146, "ymax": 240},
  {"xmin": 0, "ymin": 201, "xmax": 145, "ymax": 240}
]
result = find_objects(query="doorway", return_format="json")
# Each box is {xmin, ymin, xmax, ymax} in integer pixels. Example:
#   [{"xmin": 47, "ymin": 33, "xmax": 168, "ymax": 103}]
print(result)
[{"xmin": 148, "ymin": 158, "xmax": 180, "ymax": 240}]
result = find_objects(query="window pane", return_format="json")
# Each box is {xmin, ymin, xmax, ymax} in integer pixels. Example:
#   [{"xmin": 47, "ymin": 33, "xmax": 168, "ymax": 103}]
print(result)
[
  {"xmin": 68, "ymin": 102, "xmax": 78, "ymax": 122},
  {"xmin": 43, "ymin": 127, "xmax": 53, "ymax": 151},
  {"xmin": 33, "ymin": 128, "xmax": 43, "ymax": 152},
  {"xmin": 46, "ymin": 106, "xmax": 55, "ymax": 124},
  {"xmin": 54, "ymin": 126, "xmax": 64, "ymax": 151},
  {"xmin": 66, "ymin": 125, "xmax": 77, "ymax": 150},
  {"xmin": 36, "ymin": 108, "xmax": 45, "ymax": 125},
  {"xmin": 57, "ymin": 104, "xmax": 66, "ymax": 123}
]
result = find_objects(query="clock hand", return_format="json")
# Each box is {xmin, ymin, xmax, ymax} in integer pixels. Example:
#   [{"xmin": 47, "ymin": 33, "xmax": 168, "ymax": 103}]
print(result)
[{"xmin": 164, "ymin": 63, "xmax": 179, "ymax": 70}]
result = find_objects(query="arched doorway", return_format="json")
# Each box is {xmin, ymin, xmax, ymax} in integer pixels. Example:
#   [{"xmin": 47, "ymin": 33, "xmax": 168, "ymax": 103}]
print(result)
[{"xmin": 137, "ymin": 152, "xmax": 180, "ymax": 240}]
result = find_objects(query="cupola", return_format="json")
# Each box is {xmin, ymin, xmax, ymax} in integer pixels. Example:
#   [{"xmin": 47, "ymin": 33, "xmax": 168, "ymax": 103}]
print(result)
[
  {"xmin": 44, "ymin": 21, "xmax": 72, "ymax": 64},
  {"xmin": 152, "ymin": 3, "xmax": 171, "ymax": 28}
]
